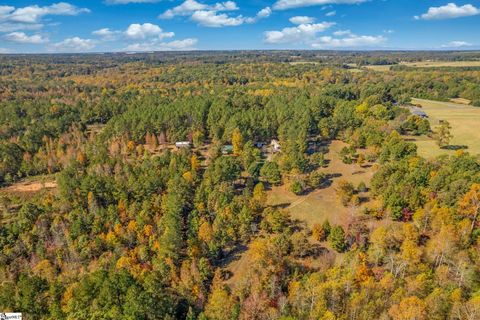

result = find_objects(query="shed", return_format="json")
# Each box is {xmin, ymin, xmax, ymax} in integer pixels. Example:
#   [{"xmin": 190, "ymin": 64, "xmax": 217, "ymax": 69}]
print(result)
[
  {"xmin": 175, "ymin": 141, "xmax": 191, "ymax": 148},
  {"xmin": 412, "ymin": 109, "xmax": 428, "ymax": 118},
  {"xmin": 222, "ymin": 145, "xmax": 234, "ymax": 155}
]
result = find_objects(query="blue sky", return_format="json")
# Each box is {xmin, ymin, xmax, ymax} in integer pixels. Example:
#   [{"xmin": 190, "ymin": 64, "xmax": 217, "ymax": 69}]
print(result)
[{"xmin": 0, "ymin": 0, "xmax": 479, "ymax": 53}]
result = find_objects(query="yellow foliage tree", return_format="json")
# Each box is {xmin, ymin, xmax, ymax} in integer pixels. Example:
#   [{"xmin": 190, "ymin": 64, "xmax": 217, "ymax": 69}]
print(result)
[
  {"xmin": 458, "ymin": 183, "xmax": 480, "ymax": 234},
  {"xmin": 204, "ymin": 270, "xmax": 234, "ymax": 320},
  {"xmin": 191, "ymin": 154, "xmax": 200, "ymax": 172},
  {"xmin": 253, "ymin": 182, "xmax": 266, "ymax": 203},
  {"xmin": 389, "ymin": 296, "xmax": 427, "ymax": 320},
  {"xmin": 198, "ymin": 220, "xmax": 213, "ymax": 243},
  {"xmin": 232, "ymin": 127, "xmax": 244, "ymax": 155}
]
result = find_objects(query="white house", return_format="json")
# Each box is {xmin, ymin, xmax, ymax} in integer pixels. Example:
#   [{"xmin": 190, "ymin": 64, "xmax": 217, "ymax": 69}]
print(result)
[{"xmin": 271, "ymin": 139, "xmax": 281, "ymax": 152}]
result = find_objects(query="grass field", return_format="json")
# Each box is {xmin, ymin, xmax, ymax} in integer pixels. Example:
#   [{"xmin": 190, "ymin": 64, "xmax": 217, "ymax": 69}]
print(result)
[
  {"xmin": 0, "ymin": 175, "xmax": 57, "ymax": 196},
  {"xmin": 363, "ymin": 65, "xmax": 393, "ymax": 72},
  {"xmin": 224, "ymin": 141, "xmax": 380, "ymax": 287},
  {"xmin": 268, "ymin": 140, "xmax": 375, "ymax": 228},
  {"xmin": 403, "ymin": 61, "xmax": 480, "ymax": 68},
  {"xmin": 364, "ymin": 60, "xmax": 480, "ymax": 72},
  {"xmin": 409, "ymin": 98, "xmax": 480, "ymax": 157}
]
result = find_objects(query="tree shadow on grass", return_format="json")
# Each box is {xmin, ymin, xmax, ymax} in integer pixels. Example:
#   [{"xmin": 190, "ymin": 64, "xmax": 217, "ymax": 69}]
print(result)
[
  {"xmin": 217, "ymin": 244, "xmax": 248, "ymax": 269},
  {"xmin": 441, "ymin": 145, "xmax": 468, "ymax": 151},
  {"xmin": 271, "ymin": 202, "xmax": 291, "ymax": 210},
  {"xmin": 301, "ymin": 172, "xmax": 341, "ymax": 196},
  {"xmin": 352, "ymin": 170, "xmax": 366, "ymax": 175},
  {"xmin": 309, "ymin": 244, "xmax": 330, "ymax": 259}
]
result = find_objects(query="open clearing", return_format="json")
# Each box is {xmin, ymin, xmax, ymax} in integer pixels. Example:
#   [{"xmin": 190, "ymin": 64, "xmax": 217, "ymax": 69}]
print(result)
[
  {"xmin": 364, "ymin": 60, "xmax": 480, "ymax": 72},
  {"xmin": 224, "ymin": 141, "xmax": 380, "ymax": 287},
  {"xmin": 402, "ymin": 61, "xmax": 480, "ymax": 68},
  {"xmin": 0, "ymin": 176, "xmax": 57, "ymax": 195},
  {"xmin": 409, "ymin": 98, "xmax": 480, "ymax": 157},
  {"xmin": 268, "ymin": 140, "xmax": 375, "ymax": 228}
]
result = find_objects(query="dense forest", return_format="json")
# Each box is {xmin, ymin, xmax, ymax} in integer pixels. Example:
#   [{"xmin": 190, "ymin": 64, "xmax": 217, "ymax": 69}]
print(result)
[{"xmin": 0, "ymin": 51, "xmax": 480, "ymax": 319}]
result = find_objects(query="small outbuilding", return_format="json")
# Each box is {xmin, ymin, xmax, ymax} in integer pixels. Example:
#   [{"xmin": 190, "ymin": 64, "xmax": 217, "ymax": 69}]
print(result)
[
  {"xmin": 222, "ymin": 145, "xmax": 234, "ymax": 155},
  {"xmin": 271, "ymin": 139, "xmax": 281, "ymax": 152},
  {"xmin": 412, "ymin": 109, "xmax": 428, "ymax": 119},
  {"xmin": 175, "ymin": 141, "xmax": 192, "ymax": 149},
  {"xmin": 254, "ymin": 141, "xmax": 267, "ymax": 148}
]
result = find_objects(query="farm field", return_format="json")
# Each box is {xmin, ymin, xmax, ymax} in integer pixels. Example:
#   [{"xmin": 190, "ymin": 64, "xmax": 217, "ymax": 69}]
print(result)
[
  {"xmin": 402, "ymin": 60, "xmax": 480, "ymax": 68},
  {"xmin": 410, "ymin": 98, "xmax": 480, "ymax": 157},
  {"xmin": 364, "ymin": 60, "xmax": 480, "ymax": 72},
  {"xmin": 363, "ymin": 64, "xmax": 393, "ymax": 71}
]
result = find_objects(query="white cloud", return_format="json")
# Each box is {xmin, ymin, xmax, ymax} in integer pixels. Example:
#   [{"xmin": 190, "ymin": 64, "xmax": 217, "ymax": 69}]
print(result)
[
  {"xmin": 289, "ymin": 16, "xmax": 315, "ymax": 24},
  {"xmin": 312, "ymin": 34, "xmax": 385, "ymax": 48},
  {"xmin": 333, "ymin": 29, "xmax": 352, "ymax": 36},
  {"xmin": 159, "ymin": 0, "xmax": 238, "ymax": 19},
  {"xmin": 5, "ymin": 2, "xmax": 89, "ymax": 23},
  {"xmin": 91, "ymin": 23, "xmax": 194, "ymax": 52},
  {"xmin": 0, "ymin": 47, "xmax": 10, "ymax": 53},
  {"xmin": 256, "ymin": 7, "xmax": 272, "ymax": 19},
  {"xmin": 264, "ymin": 22, "xmax": 335, "ymax": 44},
  {"xmin": 3, "ymin": 31, "xmax": 48, "ymax": 44},
  {"xmin": 325, "ymin": 11, "xmax": 336, "ymax": 16},
  {"xmin": 125, "ymin": 23, "xmax": 174, "ymax": 39},
  {"xmin": 0, "ymin": 22, "xmax": 43, "ymax": 32},
  {"xmin": 92, "ymin": 28, "xmax": 120, "ymax": 41},
  {"xmin": 52, "ymin": 37, "xmax": 95, "ymax": 52},
  {"xmin": 191, "ymin": 10, "xmax": 245, "ymax": 27},
  {"xmin": 244, "ymin": 7, "xmax": 272, "ymax": 24},
  {"xmin": 441, "ymin": 41, "xmax": 472, "ymax": 48},
  {"xmin": 0, "ymin": 6, "xmax": 14, "ymax": 19},
  {"xmin": 105, "ymin": 0, "xmax": 160, "ymax": 4},
  {"xmin": 0, "ymin": 3, "xmax": 89, "ymax": 34},
  {"xmin": 123, "ymin": 38, "xmax": 198, "ymax": 51},
  {"xmin": 265, "ymin": 20, "xmax": 385, "ymax": 49},
  {"xmin": 160, "ymin": 0, "xmax": 269, "ymax": 27},
  {"xmin": 273, "ymin": 0, "xmax": 366, "ymax": 10},
  {"xmin": 415, "ymin": 3, "xmax": 480, "ymax": 20}
]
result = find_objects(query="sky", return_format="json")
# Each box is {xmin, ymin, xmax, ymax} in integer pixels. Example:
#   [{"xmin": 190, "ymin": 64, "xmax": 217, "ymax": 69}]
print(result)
[{"xmin": 0, "ymin": 0, "xmax": 479, "ymax": 53}]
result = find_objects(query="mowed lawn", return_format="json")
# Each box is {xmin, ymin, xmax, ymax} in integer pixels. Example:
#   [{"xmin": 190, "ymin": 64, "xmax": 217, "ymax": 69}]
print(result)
[
  {"xmin": 267, "ymin": 140, "xmax": 375, "ymax": 228},
  {"xmin": 410, "ymin": 98, "xmax": 480, "ymax": 158}
]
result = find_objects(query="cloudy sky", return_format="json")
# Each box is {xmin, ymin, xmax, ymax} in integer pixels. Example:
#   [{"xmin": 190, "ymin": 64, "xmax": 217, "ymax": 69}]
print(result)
[{"xmin": 0, "ymin": 0, "xmax": 479, "ymax": 53}]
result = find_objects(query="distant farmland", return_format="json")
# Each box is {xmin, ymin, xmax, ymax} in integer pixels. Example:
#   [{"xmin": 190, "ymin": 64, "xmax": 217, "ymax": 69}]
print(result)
[
  {"xmin": 364, "ymin": 60, "xmax": 480, "ymax": 71},
  {"xmin": 403, "ymin": 61, "xmax": 480, "ymax": 68},
  {"xmin": 408, "ymin": 98, "xmax": 480, "ymax": 157}
]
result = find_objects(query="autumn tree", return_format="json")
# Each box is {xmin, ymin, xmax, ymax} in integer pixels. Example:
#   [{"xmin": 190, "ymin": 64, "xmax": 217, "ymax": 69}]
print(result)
[
  {"xmin": 458, "ymin": 183, "xmax": 480, "ymax": 235},
  {"xmin": 336, "ymin": 180, "xmax": 355, "ymax": 206},
  {"xmin": 389, "ymin": 296, "xmax": 427, "ymax": 320},
  {"xmin": 253, "ymin": 182, "xmax": 267, "ymax": 204},
  {"xmin": 204, "ymin": 270, "xmax": 235, "ymax": 320},
  {"xmin": 232, "ymin": 128, "xmax": 244, "ymax": 155},
  {"xmin": 434, "ymin": 120, "xmax": 453, "ymax": 148}
]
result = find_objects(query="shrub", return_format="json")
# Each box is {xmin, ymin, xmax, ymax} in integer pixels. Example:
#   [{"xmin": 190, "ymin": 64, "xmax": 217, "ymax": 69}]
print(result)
[
  {"xmin": 260, "ymin": 161, "xmax": 282, "ymax": 185},
  {"xmin": 312, "ymin": 223, "xmax": 326, "ymax": 241},
  {"xmin": 290, "ymin": 180, "xmax": 305, "ymax": 195},
  {"xmin": 336, "ymin": 180, "xmax": 355, "ymax": 206},
  {"xmin": 357, "ymin": 181, "xmax": 367, "ymax": 193},
  {"xmin": 308, "ymin": 171, "xmax": 325, "ymax": 189},
  {"xmin": 328, "ymin": 226, "xmax": 346, "ymax": 252}
]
